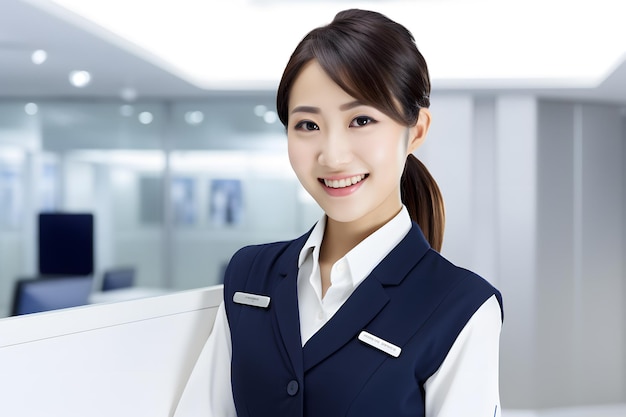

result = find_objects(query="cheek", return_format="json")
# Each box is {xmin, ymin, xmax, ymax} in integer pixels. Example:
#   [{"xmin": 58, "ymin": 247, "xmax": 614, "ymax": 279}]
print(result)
[
  {"xmin": 287, "ymin": 140, "xmax": 311, "ymax": 178},
  {"xmin": 361, "ymin": 136, "xmax": 407, "ymax": 171}
]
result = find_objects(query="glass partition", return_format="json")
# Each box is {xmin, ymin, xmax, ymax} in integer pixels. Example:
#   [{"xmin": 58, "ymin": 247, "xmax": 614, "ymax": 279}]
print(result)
[{"xmin": 0, "ymin": 96, "xmax": 322, "ymax": 317}]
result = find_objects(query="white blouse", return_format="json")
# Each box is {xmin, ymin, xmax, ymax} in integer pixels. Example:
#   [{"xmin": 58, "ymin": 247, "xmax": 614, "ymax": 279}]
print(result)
[{"xmin": 174, "ymin": 207, "xmax": 502, "ymax": 417}]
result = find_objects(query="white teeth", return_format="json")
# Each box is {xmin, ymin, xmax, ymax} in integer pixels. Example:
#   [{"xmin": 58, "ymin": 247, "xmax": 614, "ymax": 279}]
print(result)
[{"xmin": 323, "ymin": 174, "xmax": 366, "ymax": 189}]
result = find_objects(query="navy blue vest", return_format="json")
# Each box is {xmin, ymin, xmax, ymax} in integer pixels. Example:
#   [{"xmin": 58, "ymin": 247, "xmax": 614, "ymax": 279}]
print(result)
[{"xmin": 224, "ymin": 223, "xmax": 503, "ymax": 417}]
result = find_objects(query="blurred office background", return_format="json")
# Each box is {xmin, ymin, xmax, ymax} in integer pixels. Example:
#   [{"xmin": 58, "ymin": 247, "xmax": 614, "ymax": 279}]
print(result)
[{"xmin": 0, "ymin": 0, "xmax": 624, "ymax": 413}]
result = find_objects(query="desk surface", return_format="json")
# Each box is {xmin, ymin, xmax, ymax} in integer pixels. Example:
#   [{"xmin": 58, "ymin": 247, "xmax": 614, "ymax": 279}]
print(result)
[{"xmin": 89, "ymin": 287, "xmax": 173, "ymax": 304}]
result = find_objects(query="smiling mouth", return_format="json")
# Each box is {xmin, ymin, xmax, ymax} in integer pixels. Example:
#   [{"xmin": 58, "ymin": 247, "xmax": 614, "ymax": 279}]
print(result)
[{"xmin": 320, "ymin": 174, "xmax": 368, "ymax": 189}]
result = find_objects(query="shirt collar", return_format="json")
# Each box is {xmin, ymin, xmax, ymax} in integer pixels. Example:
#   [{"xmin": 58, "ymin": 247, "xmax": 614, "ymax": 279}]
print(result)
[
  {"xmin": 298, "ymin": 215, "xmax": 326, "ymax": 268},
  {"xmin": 297, "ymin": 206, "xmax": 412, "ymax": 287}
]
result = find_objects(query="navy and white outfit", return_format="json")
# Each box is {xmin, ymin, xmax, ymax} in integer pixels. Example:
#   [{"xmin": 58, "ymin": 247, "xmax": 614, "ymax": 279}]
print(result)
[{"xmin": 176, "ymin": 206, "xmax": 503, "ymax": 417}]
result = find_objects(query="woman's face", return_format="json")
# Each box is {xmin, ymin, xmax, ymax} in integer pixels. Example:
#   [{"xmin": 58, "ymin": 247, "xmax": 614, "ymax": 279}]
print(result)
[{"xmin": 287, "ymin": 60, "xmax": 429, "ymax": 229}]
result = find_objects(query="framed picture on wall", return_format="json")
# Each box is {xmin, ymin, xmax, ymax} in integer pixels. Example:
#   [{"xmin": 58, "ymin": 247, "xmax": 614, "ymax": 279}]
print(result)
[
  {"xmin": 172, "ymin": 177, "xmax": 197, "ymax": 225},
  {"xmin": 208, "ymin": 179, "xmax": 243, "ymax": 227}
]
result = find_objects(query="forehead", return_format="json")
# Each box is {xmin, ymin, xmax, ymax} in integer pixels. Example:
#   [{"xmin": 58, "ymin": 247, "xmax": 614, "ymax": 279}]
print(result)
[{"xmin": 288, "ymin": 60, "xmax": 357, "ymax": 110}]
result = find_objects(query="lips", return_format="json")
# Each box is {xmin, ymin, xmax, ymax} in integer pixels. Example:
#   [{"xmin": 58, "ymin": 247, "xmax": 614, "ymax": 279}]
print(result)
[{"xmin": 321, "ymin": 174, "xmax": 367, "ymax": 189}]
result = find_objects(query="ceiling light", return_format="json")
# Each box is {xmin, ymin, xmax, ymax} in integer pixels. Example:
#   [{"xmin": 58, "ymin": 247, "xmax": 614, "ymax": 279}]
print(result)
[
  {"xmin": 263, "ymin": 111, "xmax": 278, "ymax": 124},
  {"xmin": 254, "ymin": 105, "xmax": 267, "ymax": 117},
  {"xmin": 24, "ymin": 102, "xmax": 39, "ymax": 116},
  {"xmin": 31, "ymin": 49, "xmax": 47, "ymax": 65},
  {"xmin": 69, "ymin": 70, "xmax": 92, "ymax": 88},
  {"xmin": 184, "ymin": 111, "xmax": 204, "ymax": 125},
  {"xmin": 138, "ymin": 111, "xmax": 153, "ymax": 124}
]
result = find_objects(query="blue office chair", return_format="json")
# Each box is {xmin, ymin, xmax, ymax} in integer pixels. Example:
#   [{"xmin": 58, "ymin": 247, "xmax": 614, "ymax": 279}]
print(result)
[
  {"xmin": 101, "ymin": 267, "xmax": 135, "ymax": 291},
  {"xmin": 11, "ymin": 275, "xmax": 94, "ymax": 316}
]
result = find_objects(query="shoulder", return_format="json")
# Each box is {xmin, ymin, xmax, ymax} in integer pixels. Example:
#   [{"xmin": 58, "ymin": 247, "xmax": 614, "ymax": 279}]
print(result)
[
  {"xmin": 223, "ymin": 230, "xmax": 310, "ymax": 289},
  {"xmin": 224, "ymin": 241, "xmax": 288, "ymax": 288},
  {"xmin": 398, "ymin": 251, "xmax": 503, "ymax": 377},
  {"xmin": 226, "ymin": 237, "xmax": 299, "ymax": 275},
  {"xmin": 227, "ymin": 240, "xmax": 289, "ymax": 268},
  {"xmin": 423, "ymin": 249, "xmax": 503, "ymax": 321}
]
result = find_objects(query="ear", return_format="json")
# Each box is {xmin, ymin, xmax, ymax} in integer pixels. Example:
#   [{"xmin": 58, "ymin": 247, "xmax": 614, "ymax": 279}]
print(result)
[{"xmin": 407, "ymin": 108, "xmax": 431, "ymax": 154}]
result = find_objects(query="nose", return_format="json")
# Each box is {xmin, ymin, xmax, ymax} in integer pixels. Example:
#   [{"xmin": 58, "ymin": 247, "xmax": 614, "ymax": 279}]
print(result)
[{"xmin": 318, "ymin": 131, "xmax": 352, "ymax": 168}]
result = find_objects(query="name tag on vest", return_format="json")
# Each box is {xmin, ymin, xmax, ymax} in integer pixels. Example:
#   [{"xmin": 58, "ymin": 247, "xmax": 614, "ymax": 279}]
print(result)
[
  {"xmin": 358, "ymin": 331, "xmax": 401, "ymax": 358},
  {"xmin": 233, "ymin": 292, "xmax": 271, "ymax": 308}
]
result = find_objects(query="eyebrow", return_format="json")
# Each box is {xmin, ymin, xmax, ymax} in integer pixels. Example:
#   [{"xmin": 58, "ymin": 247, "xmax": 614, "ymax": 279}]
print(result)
[
  {"xmin": 290, "ymin": 105, "xmax": 319, "ymax": 115},
  {"xmin": 290, "ymin": 100, "xmax": 365, "ymax": 115},
  {"xmin": 339, "ymin": 100, "xmax": 364, "ymax": 111}
]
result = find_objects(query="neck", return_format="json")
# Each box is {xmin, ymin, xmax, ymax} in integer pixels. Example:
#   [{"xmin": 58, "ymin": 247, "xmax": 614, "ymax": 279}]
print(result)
[{"xmin": 319, "ymin": 208, "xmax": 401, "ymax": 265}]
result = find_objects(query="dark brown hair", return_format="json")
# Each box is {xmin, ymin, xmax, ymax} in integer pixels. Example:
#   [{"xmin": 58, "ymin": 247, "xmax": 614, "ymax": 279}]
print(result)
[{"xmin": 276, "ymin": 9, "xmax": 445, "ymax": 251}]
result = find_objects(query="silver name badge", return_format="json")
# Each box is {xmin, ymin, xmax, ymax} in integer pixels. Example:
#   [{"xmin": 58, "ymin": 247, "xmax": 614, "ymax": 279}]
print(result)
[
  {"xmin": 233, "ymin": 292, "xmax": 271, "ymax": 308},
  {"xmin": 358, "ymin": 331, "xmax": 401, "ymax": 358}
]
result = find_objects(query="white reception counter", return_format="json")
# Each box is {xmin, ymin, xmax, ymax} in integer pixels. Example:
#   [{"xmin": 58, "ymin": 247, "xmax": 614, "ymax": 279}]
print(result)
[{"xmin": 0, "ymin": 285, "xmax": 222, "ymax": 417}]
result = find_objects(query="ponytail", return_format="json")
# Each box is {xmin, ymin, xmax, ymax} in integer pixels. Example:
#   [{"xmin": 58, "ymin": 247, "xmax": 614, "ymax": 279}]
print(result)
[{"xmin": 401, "ymin": 154, "xmax": 445, "ymax": 251}]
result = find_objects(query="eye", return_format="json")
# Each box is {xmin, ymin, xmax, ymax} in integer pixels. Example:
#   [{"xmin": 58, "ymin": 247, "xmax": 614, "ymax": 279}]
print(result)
[
  {"xmin": 349, "ymin": 116, "xmax": 376, "ymax": 127},
  {"xmin": 294, "ymin": 120, "xmax": 320, "ymax": 131}
]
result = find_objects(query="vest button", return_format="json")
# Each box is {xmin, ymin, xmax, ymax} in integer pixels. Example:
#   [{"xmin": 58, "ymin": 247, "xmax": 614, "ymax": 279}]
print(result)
[{"xmin": 286, "ymin": 380, "xmax": 299, "ymax": 396}]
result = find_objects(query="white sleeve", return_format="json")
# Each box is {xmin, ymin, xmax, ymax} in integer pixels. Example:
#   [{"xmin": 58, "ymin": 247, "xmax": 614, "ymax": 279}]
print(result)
[
  {"xmin": 172, "ymin": 302, "xmax": 237, "ymax": 417},
  {"xmin": 424, "ymin": 295, "xmax": 502, "ymax": 417}
]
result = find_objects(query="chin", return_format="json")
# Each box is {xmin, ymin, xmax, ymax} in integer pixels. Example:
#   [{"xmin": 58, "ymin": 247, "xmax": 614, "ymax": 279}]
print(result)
[{"xmin": 320, "ymin": 206, "xmax": 368, "ymax": 224}]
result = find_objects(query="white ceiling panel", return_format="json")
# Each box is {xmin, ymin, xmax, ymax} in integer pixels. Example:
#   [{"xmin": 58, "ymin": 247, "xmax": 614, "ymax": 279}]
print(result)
[{"xmin": 0, "ymin": 0, "xmax": 625, "ymax": 103}]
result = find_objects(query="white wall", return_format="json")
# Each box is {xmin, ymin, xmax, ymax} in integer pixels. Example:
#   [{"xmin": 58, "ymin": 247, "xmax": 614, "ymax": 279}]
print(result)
[
  {"xmin": 496, "ymin": 96, "xmax": 541, "ymax": 408},
  {"xmin": 623, "ymin": 112, "xmax": 626, "ymax": 402},
  {"xmin": 576, "ymin": 103, "xmax": 624, "ymax": 403},
  {"xmin": 534, "ymin": 101, "xmax": 624, "ymax": 407},
  {"xmin": 535, "ymin": 101, "xmax": 577, "ymax": 405},
  {"xmin": 471, "ymin": 98, "xmax": 499, "ymax": 283}
]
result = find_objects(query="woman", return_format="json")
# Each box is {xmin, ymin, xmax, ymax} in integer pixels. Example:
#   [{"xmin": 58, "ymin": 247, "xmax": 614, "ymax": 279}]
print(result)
[{"xmin": 178, "ymin": 8, "xmax": 503, "ymax": 417}]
